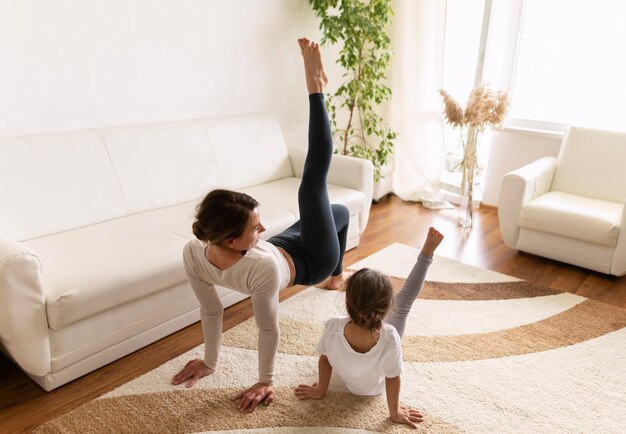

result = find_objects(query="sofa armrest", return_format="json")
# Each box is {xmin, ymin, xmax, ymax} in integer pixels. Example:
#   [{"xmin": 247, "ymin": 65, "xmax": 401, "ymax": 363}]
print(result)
[
  {"xmin": 611, "ymin": 200, "xmax": 626, "ymax": 276},
  {"xmin": 0, "ymin": 236, "xmax": 51, "ymax": 376},
  {"xmin": 498, "ymin": 156, "xmax": 558, "ymax": 248},
  {"xmin": 289, "ymin": 148, "xmax": 374, "ymax": 233}
]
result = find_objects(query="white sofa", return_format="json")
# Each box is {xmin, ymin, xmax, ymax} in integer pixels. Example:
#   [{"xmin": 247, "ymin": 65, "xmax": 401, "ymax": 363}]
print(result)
[
  {"xmin": 498, "ymin": 126, "xmax": 626, "ymax": 276},
  {"xmin": 0, "ymin": 114, "xmax": 374, "ymax": 391}
]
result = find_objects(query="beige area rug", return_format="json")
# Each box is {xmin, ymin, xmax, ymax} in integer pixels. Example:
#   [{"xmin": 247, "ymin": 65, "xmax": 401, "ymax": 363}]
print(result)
[{"xmin": 35, "ymin": 243, "xmax": 626, "ymax": 433}]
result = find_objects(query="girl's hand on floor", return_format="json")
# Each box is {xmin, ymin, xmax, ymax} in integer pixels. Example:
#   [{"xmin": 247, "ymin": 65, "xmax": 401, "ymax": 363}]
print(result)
[
  {"xmin": 390, "ymin": 405, "xmax": 424, "ymax": 429},
  {"xmin": 171, "ymin": 359, "xmax": 215, "ymax": 388},
  {"xmin": 232, "ymin": 382, "xmax": 275, "ymax": 412},
  {"xmin": 294, "ymin": 383, "xmax": 326, "ymax": 400}
]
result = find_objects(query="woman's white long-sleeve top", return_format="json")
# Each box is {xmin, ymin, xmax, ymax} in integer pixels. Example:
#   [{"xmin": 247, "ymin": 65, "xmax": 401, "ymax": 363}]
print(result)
[{"xmin": 182, "ymin": 238, "xmax": 291, "ymax": 384}]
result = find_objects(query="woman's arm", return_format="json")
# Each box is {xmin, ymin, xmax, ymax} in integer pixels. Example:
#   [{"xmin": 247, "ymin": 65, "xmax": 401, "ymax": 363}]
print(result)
[
  {"xmin": 294, "ymin": 355, "xmax": 332, "ymax": 400},
  {"xmin": 250, "ymin": 284, "xmax": 280, "ymax": 384},
  {"xmin": 232, "ymin": 266, "xmax": 281, "ymax": 412},
  {"xmin": 385, "ymin": 375, "xmax": 424, "ymax": 429},
  {"xmin": 172, "ymin": 275, "xmax": 223, "ymax": 387},
  {"xmin": 191, "ymin": 275, "xmax": 224, "ymax": 369}
]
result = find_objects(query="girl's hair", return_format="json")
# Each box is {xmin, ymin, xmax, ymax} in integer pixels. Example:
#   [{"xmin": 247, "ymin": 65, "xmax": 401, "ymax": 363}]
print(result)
[
  {"xmin": 344, "ymin": 268, "xmax": 394, "ymax": 331},
  {"xmin": 192, "ymin": 189, "xmax": 259, "ymax": 245}
]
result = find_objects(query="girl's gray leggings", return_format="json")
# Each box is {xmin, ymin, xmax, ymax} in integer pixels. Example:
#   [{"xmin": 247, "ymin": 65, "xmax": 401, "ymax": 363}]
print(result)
[{"xmin": 385, "ymin": 253, "xmax": 433, "ymax": 337}]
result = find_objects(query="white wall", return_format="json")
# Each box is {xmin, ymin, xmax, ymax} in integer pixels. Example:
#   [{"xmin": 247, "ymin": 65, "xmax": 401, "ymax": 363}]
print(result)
[
  {"xmin": 0, "ymin": 0, "xmax": 563, "ymax": 207},
  {"xmin": 0, "ymin": 0, "xmax": 341, "ymax": 150},
  {"xmin": 482, "ymin": 128, "xmax": 562, "ymax": 206}
]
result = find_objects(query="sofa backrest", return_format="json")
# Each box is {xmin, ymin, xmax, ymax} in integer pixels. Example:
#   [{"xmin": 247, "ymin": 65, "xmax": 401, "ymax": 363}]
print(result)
[
  {"xmin": 100, "ymin": 119, "xmax": 221, "ymax": 214},
  {"xmin": 0, "ymin": 114, "xmax": 292, "ymax": 241},
  {"xmin": 551, "ymin": 126, "xmax": 626, "ymax": 203},
  {"xmin": 0, "ymin": 130, "xmax": 128, "ymax": 241},
  {"xmin": 201, "ymin": 114, "xmax": 293, "ymax": 190}
]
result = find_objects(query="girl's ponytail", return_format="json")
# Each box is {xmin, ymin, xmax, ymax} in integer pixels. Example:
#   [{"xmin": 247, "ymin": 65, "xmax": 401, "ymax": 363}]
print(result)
[{"xmin": 345, "ymin": 268, "xmax": 394, "ymax": 332}]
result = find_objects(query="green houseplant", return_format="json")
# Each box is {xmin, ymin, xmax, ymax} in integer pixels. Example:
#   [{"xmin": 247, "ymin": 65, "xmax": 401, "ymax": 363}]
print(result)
[{"xmin": 309, "ymin": 0, "xmax": 397, "ymax": 181}]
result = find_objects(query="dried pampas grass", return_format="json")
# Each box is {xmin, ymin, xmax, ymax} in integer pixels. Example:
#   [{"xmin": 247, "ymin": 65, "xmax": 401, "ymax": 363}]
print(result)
[
  {"xmin": 439, "ymin": 85, "xmax": 510, "ymax": 131},
  {"xmin": 439, "ymin": 90, "xmax": 465, "ymax": 128},
  {"xmin": 439, "ymin": 85, "xmax": 511, "ymax": 227}
]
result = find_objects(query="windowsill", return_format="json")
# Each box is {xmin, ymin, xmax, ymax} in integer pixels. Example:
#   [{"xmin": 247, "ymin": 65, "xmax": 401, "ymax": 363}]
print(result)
[
  {"xmin": 499, "ymin": 124, "xmax": 565, "ymax": 140},
  {"xmin": 438, "ymin": 187, "xmax": 483, "ymax": 208},
  {"xmin": 439, "ymin": 173, "xmax": 483, "ymax": 207}
]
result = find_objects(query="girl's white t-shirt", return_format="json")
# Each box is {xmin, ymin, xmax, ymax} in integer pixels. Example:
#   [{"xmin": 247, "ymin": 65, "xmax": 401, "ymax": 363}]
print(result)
[{"xmin": 316, "ymin": 316, "xmax": 403, "ymax": 396}]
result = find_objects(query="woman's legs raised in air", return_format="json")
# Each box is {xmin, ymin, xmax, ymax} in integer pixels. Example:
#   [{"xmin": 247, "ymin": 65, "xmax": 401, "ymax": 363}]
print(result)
[
  {"xmin": 293, "ymin": 38, "xmax": 351, "ymax": 288},
  {"xmin": 384, "ymin": 227, "xmax": 444, "ymax": 338}
]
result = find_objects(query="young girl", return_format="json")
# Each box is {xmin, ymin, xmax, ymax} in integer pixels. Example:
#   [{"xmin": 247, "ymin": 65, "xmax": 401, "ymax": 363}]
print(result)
[
  {"xmin": 172, "ymin": 38, "xmax": 351, "ymax": 413},
  {"xmin": 295, "ymin": 227, "xmax": 443, "ymax": 429}
]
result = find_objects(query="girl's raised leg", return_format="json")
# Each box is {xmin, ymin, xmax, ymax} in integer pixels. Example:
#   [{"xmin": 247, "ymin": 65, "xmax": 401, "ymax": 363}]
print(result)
[{"xmin": 385, "ymin": 227, "xmax": 443, "ymax": 337}]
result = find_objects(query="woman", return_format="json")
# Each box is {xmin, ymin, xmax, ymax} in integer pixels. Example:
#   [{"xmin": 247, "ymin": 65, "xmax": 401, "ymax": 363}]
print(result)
[{"xmin": 171, "ymin": 38, "xmax": 350, "ymax": 413}]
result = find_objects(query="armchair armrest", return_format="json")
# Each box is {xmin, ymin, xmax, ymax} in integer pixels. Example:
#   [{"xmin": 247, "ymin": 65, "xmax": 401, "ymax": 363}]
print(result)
[
  {"xmin": 289, "ymin": 148, "xmax": 374, "ymax": 233},
  {"xmin": 611, "ymin": 199, "xmax": 626, "ymax": 276},
  {"xmin": 0, "ymin": 235, "xmax": 51, "ymax": 376},
  {"xmin": 498, "ymin": 157, "xmax": 558, "ymax": 248}
]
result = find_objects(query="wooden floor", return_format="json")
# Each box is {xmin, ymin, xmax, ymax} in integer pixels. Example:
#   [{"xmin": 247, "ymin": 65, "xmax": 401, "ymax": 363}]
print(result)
[{"xmin": 1, "ymin": 195, "xmax": 625, "ymax": 433}]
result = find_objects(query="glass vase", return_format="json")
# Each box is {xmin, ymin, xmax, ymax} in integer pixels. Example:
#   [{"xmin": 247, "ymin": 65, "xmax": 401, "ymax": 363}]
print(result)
[
  {"xmin": 458, "ymin": 126, "xmax": 478, "ymax": 228},
  {"xmin": 458, "ymin": 177, "xmax": 474, "ymax": 228}
]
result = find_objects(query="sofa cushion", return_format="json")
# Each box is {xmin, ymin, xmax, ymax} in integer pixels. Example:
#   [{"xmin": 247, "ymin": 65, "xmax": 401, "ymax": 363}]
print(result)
[
  {"xmin": 22, "ymin": 215, "xmax": 189, "ymax": 331},
  {"xmin": 201, "ymin": 114, "xmax": 293, "ymax": 190},
  {"xmin": 49, "ymin": 281, "xmax": 199, "ymax": 371},
  {"xmin": 133, "ymin": 200, "xmax": 198, "ymax": 240},
  {"xmin": 241, "ymin": 177, "xmax": 365, "ymax": 219},
  {"xmin": 520, "ymin": 191, "xmax": 622, "ymax": 247},
  {"xmin": 100, "ymin": 119, "xmax": 222, "ymax": 214},
  {"xmin": 252, "ymin": 206, "xmax": 297, "ymax": 239},
  {"xmin": 0, "ymin": 130, "xmax": 127, "ymax": 241}
]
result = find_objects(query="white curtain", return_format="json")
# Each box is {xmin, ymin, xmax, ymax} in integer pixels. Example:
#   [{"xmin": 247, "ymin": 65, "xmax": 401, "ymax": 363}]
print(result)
[{"xmin": 389, "ymin": 0, "xmax": 447, "ymax": 202}]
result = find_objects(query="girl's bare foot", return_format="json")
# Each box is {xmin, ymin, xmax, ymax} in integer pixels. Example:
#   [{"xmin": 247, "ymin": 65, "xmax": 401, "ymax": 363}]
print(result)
[
  {"xmin": 421, "ymin": 227, "xmax": 444, "ymax": 257},
  {"xmin": 325, "ymin": 270, "xmax": 353, "ymax": 291},
  {"xmin": 298, "ymin": 37, "xmax": 328, "ymax": 94}
]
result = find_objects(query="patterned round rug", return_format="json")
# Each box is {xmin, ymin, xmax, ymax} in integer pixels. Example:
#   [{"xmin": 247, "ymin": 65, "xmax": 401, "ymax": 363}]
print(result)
[{"xmin": 35, "ymin": 243, "xmax": 626, "ymax": 433}]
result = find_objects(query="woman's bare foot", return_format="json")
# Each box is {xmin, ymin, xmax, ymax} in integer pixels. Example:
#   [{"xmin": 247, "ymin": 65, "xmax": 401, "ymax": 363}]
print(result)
[
  {"xmin": 421, "ymin": 227, "xmax": 444, "ymax": 257},
  {"xmin": 325, "ymin": 270, "xmax": 353, "ymax": 291},
  {"xmin": 298, "ymin": 37, "xmax": 328, "ymax": 94}
]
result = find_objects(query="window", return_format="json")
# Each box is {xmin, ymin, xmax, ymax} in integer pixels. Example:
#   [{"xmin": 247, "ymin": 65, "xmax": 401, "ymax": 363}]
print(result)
[
  {"xmin": 509, "ymin": 0, "xmax": 626, "ymax": 131},
  {"xmin": 440, "ymin": 0, "xmax": 626, "ymax": 203},
  {"xmin": 440, "ymin": 0, "xmax": 487, "ymax": 200}
]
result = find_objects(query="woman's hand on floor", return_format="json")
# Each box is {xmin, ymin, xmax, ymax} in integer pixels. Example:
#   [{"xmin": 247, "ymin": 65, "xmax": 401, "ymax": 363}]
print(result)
[
  {"xmin": 232, "ymin": 382, "xmax": 275, "ymax": 412},
  {"xmin": 171, "ymin": 359, "xmax": 214, "ymax": 388}
]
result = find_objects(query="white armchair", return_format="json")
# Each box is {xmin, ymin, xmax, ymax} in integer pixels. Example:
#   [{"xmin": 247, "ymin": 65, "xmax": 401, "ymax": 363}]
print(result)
[{"xmin": 498, "ymin": 126, "xmax": 626, "ymax": 276}]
